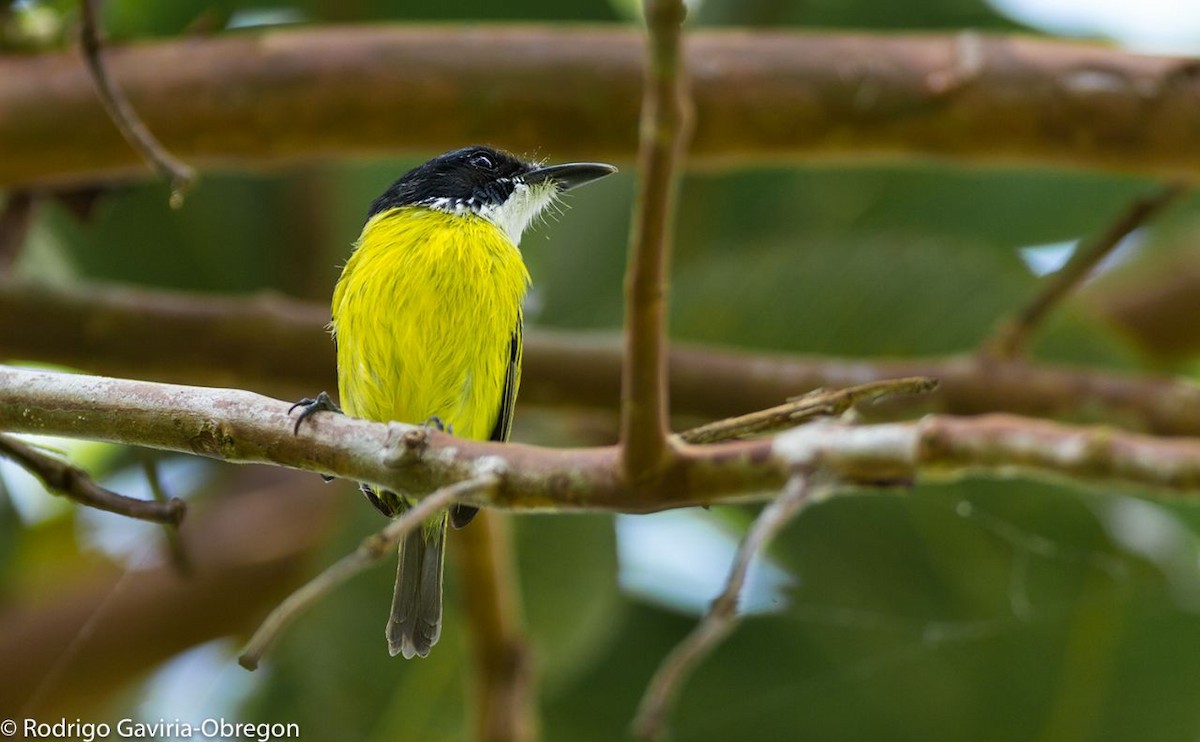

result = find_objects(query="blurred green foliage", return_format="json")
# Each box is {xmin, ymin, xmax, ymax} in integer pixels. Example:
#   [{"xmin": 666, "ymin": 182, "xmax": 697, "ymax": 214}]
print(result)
[{"xmin": 7, "ymin": 0, "xmax": 1200, "ymax": 739}]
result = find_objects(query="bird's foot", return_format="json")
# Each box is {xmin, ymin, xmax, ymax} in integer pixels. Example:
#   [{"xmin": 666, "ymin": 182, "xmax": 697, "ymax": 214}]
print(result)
[
  {"xmin": 289, "ymin": 391, "xmax": 342, "ymax": 434},
  {"xmin": 289, "ymin": 392, "xmax": 342, "ymax": 481},
  {"xmin": 421, "ymin": 416, "xmax": 454, "ymax": 436}
]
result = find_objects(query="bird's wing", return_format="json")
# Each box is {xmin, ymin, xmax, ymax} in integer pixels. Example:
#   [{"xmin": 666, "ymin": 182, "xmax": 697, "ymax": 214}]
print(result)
[
  {"xmin": 489, "ymin": 318, "xmax": 523, "ymax": 444},
  {"xmin": 451, "ymin": 318, "xmax": 522, "ymax": 530}
]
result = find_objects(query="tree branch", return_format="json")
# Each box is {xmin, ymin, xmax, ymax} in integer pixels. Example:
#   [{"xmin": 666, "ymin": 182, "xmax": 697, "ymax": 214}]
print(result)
[
  {"xmin": 5, "ymin": 28, "xmax": 1200, "ymax": 188},
  {"xmin": 0, "ymin": 432, "xmax": 184, "ymax": 524},
  {"xmin": 982, "ymin": 182, "xmax": 1188, "ymax": 359},
  {"xmin": 633, "ymin": 474, "xmax": 815, "ymax": 740},
  {"xmin": 7, "ymin": 367, "xmax": 1200, "ymax": 510},
  {"xmin": 456, "ymin": 513, "xmax": 538, "ymax": 742},
  {"xmin": 678, "ymin": 376, "xmax": 937, "ymax": 444},
  {"xmin": 621, "ymin": 0, "xmax": 690, "ymax": 479},
  {"xmin": 78, "ymin": 0, "xmax": 195, "ymax": 205},
  {"xmin": 9, "ymin": 281, "xmax": 1200, "ymax": 437}
]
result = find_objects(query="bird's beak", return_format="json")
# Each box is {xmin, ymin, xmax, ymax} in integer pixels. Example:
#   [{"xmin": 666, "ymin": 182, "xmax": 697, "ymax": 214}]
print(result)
[{"xmin": 523, "ymin": 162, "xmax": 618, "ymax": 191}]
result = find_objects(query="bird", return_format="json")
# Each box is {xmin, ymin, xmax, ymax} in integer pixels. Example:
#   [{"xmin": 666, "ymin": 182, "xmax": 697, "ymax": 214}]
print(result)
[{"xmin": 292, "ymin": 145, "xmax": 616, "ymax": 658}]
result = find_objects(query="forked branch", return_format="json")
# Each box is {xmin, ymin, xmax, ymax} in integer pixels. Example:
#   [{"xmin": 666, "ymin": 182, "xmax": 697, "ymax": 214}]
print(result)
[
  {"xmin": 620, "ymin": 0, "xmax": 692, "ymax": 480},
  {"xmin": 10, "ymin": 366, "xmax": 1200, "ymax": 510}
]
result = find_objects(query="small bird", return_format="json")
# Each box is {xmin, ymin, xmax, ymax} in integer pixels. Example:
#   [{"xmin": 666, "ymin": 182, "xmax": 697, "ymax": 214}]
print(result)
[{"xmin": 295, "ymin": 146, "xmax": 615, "ymax": 658}]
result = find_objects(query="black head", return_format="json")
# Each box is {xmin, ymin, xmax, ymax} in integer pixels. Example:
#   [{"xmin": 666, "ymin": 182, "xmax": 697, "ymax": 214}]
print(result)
[
  {"xmin": 366, "ymin": 145, "xmax": 617, "ymax": 244},
  {"xmin": 368, "ymin": 146, "xmax": 530, "ymax": 219}
]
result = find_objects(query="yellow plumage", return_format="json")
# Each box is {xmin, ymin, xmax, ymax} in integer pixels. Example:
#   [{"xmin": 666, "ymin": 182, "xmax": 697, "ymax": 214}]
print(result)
[{"xmin": 334, "ymin": 207, "xmax": 529, "ymax": 438}]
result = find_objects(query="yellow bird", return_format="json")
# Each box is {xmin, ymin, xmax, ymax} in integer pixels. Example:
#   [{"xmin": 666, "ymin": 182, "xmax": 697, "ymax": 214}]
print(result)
[{"xmin": 295, "ymin": 146, "xmax": 615, "ymax": 658}]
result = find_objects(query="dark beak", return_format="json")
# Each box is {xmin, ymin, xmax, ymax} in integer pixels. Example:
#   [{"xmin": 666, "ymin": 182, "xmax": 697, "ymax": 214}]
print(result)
[{"xmin": 523, "ymin": 162, "xmax": 618, "ymax": 191}]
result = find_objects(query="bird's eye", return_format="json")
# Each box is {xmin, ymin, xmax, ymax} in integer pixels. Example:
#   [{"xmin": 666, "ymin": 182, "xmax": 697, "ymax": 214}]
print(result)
[{"xmin": 469, "ymin": 152, "xmax": 494, "ymax": 170}]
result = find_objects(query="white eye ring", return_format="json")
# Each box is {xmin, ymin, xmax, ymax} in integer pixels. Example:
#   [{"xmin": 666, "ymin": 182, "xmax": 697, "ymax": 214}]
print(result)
[{"xmin": 469, "ymin": 153, "xmax": 494, "ymax": 170}]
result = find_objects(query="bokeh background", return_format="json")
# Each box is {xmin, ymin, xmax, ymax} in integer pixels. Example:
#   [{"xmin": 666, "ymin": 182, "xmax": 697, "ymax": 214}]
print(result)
[{"xmin": 4, "ymin": 0, "xmax": 1200, "ymax": 740}]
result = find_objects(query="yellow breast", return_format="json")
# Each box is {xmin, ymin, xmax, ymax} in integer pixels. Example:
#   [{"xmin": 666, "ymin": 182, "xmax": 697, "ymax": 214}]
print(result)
[{"xmin": 331, "ymin": 207, "xmax": 530, "ymax": 441}]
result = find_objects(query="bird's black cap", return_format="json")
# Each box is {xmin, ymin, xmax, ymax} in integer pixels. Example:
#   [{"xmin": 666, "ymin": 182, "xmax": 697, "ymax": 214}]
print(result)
[{"xmin": 368, "ymin": 146, "xmax": 616, "ymax": 219}]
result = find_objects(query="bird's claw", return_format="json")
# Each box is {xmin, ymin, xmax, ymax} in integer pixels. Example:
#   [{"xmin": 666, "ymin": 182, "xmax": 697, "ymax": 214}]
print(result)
[
  {"xmin": 422, "ymin": 416, "xmax": 454, "ymax": 436},
  {"xmin": 289, "ymin": 391, "xmax": 342, "ymax": 435}
]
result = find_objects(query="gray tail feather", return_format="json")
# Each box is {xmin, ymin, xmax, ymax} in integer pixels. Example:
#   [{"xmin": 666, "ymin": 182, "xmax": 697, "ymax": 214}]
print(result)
[{"xmin": 386, "ymin": 520, "xmax": 446, "ymax": 659}]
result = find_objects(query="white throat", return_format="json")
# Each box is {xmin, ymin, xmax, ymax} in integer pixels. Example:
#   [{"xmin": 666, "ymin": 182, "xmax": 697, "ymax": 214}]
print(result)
[{"xmin": 477, "ymin": 181, "xmax": 559, "ymax": 246}]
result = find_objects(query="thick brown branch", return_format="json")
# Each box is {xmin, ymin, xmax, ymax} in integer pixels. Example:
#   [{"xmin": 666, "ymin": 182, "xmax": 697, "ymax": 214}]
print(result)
[
  {"xmin": 5, "ymin": 28, "xmax": 1200, "ymax": 187},
  {"xmin": 0, "ymin": 432, "xmax": 184, "ymax": 524},
  {"xmin": 7, "ymin": 282, "xmax": 1200, "ymax": 437},
  {"xmin": 7, "ymin": 367, "xmax": 1200, "ymax": 510},
  {"xmin": 983, "ymin": 182, "xmax": 1188, "ymax": 358},
  {"xmin": 621, "ymin": 0, "xmax": 690, "ymax": 479},
  {"xmin": 78, "ymin": 0, "xmax": 195, "ymax": 204}
]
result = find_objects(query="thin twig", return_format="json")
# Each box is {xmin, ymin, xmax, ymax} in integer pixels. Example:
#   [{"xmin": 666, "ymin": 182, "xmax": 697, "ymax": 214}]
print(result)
[
  {"xmin": 141, "ymin": 457, "xmax": 193, "ymax": 576},
  {"xmin": 0, "ymin": 433, "xmax": 184, "ymax": 524},
  {"xmin": 679, "ymin": 377, "xmax": 938, "ymax": 444},
  {"xmin": 620, "ymin": 0, "xmax": 691, "ymax": 480},
  {"xmin": 632, "ymin": 474, "xmax": 815, "ymax": 740},
  {"xmin": 456, "ymin": 512, "xmax": 538, "ymax": 742},
  {"xmin": 238, "ymin": 474, "xmax": 498, "ymax": 670},
  {"xmin": 0, "ymin": 191, "xmax": 38, "ymax": 273},
  {"xmin": 982, "ymin": 182, "xmax": 1188, "ymax": 359},
  {"xmin": 79, "ymin": 0, "xmax": 195, "ymax": 206}
]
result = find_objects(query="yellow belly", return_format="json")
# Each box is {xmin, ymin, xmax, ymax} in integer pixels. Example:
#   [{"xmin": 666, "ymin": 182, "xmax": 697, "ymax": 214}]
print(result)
[{"xmin": 331, "ymin": 207, "xmax": 530, "ymax": 441}]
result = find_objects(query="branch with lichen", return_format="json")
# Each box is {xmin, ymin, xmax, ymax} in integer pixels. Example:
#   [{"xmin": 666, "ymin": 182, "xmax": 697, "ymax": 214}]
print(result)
[{"xmin": 7, "ymin": 366, "xmax": 1200, "ymax": 509}]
